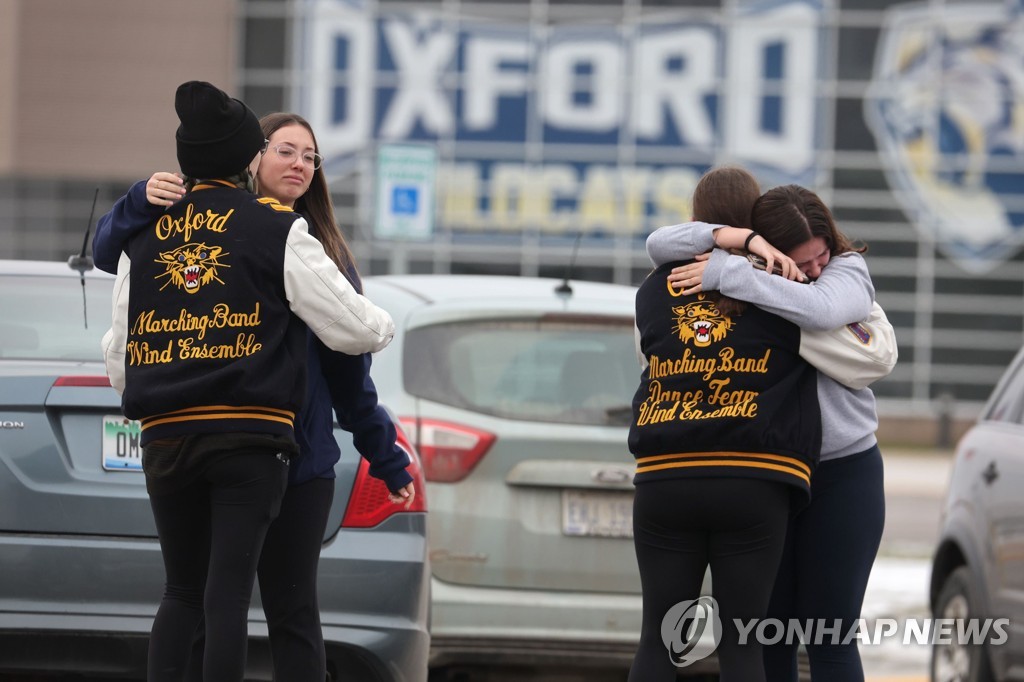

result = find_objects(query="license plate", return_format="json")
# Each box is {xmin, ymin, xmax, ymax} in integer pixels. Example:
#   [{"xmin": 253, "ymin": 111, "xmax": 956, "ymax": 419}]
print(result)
[
  {"xmin": 102, "ymin": 415, "xmax": 143, "ymax": 472},
  {"xmin": 562, "ymin": 489, "xmax": 633, "ymax": 538}
]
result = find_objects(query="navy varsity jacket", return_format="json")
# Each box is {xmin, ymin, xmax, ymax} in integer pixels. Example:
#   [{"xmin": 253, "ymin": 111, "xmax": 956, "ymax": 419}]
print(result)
[
  {"xmin": 629, "ymin": 261, "xmax": 821, "ymax": 499},
  {"xmin": 97, "ymin": 180, "xmax": 411, "ymax": 492}
]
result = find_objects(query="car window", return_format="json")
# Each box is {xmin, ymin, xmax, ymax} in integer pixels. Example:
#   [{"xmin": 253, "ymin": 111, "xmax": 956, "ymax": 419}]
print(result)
[
  {"xmin": 982, "ymin": 350, "xmax": 1024, "ymax": 425},
  {"xmin": 403, "ymin": 318, "xmax": 639, "ymax": 426},
  {"xmin": 0, "ymin": 275, "xmax": 114, "ymax": 361}
]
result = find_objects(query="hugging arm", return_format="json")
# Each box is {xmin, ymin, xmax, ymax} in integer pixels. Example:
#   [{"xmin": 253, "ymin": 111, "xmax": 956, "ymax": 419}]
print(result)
[
  {"xmin": 645, "ymin": 221, "xmax": 720, "ymax": 265},
  {"xmin": 319, "ymin": 345, "xmax": 414, "ymax": 495},
  {"xmin": 93, "ymin": 173, "xmax": 185, "ymax": 274},
  {"xmin": 92, "ymin": 180, "xmax": 162, "ymax": 274},
  {"xmin": 658, "ymin": 226, "xmax": 890, "ymax": 385},
  {"xmin": 283, "ymin": 220, "xmax": 395, "ymax": 354},
  {"xmin": 649, "ymin": 221, "xmax": 802, "ymax": 281},
  {"xmin": 702, "ymin": 250, "xmax": 875, "ymax": 331}
]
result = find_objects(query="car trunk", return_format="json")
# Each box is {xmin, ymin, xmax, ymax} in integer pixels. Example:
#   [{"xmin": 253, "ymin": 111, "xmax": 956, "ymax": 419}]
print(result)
[
  {"xmin": 424, "ymin": 407, "xmax": 639, "ymax": 594},
  {"xmin": 0, "ymin": 366, "xmax": 363, "ymax": 544},
  {"xmin": 0, "ymin": 365, "xmax": 157, "ymax": 537},
  {"xmin": 401, "ymin": 307, "xmax": 642, "ymax": 594}
]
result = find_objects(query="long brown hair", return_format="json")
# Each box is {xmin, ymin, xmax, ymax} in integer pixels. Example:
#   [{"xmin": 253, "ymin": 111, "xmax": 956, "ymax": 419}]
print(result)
[
  {"xmin": 259, "ymin": 112, "xmax": 361, "ymax": 287},
  {"xmin": 692, "ymin": 166, "xmax": 761, "ymax": 230},
  {"xmin": 751, "ymin": 184, "xmax": 866, "ymax": 257},
  {"xmin": 690, "ymin": 166, "xmax": 762, "ymax": 317}
]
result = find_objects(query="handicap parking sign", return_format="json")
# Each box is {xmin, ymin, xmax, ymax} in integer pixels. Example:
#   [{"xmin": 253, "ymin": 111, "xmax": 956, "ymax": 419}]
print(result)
[
  {"xmin": 376, "ymin": 145, "xmax": 436, "ymax": 240},
  {"xmin": 391, "ymin": 186, "xmax": 419, "ymax": 215}
]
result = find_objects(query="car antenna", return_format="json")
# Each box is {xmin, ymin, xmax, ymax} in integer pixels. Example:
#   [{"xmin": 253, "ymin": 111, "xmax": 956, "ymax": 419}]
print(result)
[
  {"xmin": 67, "ymin": 187, "xmax": 99, "ymax": 328},
  {"xmin": 555, "ymin": 232, "xmax": 583, "ymax": 297}
]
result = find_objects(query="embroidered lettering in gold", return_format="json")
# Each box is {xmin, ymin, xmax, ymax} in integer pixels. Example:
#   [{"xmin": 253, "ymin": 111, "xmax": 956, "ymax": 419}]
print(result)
[{"xmin": 154, "ymin": 204, "xmax": 234, "ymax": 242}]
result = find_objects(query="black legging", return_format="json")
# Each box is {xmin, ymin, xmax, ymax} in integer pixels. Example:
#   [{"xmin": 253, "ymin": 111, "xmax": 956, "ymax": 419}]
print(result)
[
  {"xmin": 258, "ymin": 476, "xmax": 336, "ymax": 679},
  {"xmin": 183, "ymin": 476, "xmax": 336, "ymax": 682},
  {"xmin": 764, "ymin": 445, "xmax": 885, "ymax": 682},
  {"xmin": 147, "ymin": 447, "xmax": 288, "ymax": 682},
  {"xmin": 628, "ymin": 477, "xmax": 791, "ymax": 682}
]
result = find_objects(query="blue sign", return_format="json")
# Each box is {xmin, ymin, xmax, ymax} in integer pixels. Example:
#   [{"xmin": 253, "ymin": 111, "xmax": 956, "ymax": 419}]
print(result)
[
  {"xmin": 299, "ymin": 0, "xmax": 828, "ymax": 235},
  {"xmin": 391, "ymin": 186, "xmax": 419, "ymax": 215}
]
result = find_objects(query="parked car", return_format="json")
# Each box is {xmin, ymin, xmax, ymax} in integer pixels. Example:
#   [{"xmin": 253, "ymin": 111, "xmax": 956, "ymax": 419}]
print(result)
[
  {"xmin": 361, "ymin": 274, "xmax": 714, "ymax": 680},
  {"xmin": 929, "ymin": 345, "xmax": 1024, "ymax": 682},
  {"xmin": 0, "ymin": 259, "xmax": 430, "ymax": 681}
]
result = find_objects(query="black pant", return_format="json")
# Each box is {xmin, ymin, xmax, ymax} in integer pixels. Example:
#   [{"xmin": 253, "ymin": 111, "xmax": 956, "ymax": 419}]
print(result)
[
  {"xmin": 184, "ymin": 477, "xmax": 336, "ymax": 682},
  {"xmin": 764, "ymin": 446, "xmax": 885, "ymax": 682},
  {"xmin": 258, "ymin": 476, "xmax": 335, "ymax": 680},
  {"xmin": 628, "ymin": 477, "xmax": 791, "ymax": 682},
  {"xmin": 146, "ymin": 437, "xmax": 289, "ymax": 682}
]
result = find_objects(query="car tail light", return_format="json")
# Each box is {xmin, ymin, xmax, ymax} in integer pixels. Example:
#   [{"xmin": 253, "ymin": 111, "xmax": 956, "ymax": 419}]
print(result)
[
  {"xmin": 397, "ymin": 417, "xmax": 496, "ymax": 483},
  {"xmin": 341, "ymin": 427, "xmax": 427, "ymax": 528},
  {"xmin": 53, "ymin": 376, "xmax": 111, "ymax": 387}
]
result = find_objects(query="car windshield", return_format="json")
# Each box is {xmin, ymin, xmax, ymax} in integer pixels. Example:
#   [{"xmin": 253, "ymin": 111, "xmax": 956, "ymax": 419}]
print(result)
[
  {"xmin": 403, "ymin": 317, "xmax": 639, "ymax": 426},
  {"xmin": 0, "ymin": 274, "xmax": 114, "ymax": 361}
]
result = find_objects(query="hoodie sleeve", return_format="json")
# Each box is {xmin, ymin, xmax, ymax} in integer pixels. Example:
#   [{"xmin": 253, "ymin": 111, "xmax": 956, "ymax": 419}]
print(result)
[
  {"xmin": 701, "ymin": 250, "xmax": 874, "ymax": 331},
  {"xmin": 283, "ymin": 218, "xmax": 395, "ymax": 354},
  {"xmin": 645, "ymin": 221, "xmax": 721, "ymax": 266},
  {"xmin": 93, "ymin": 180, "xmax": 164, "ymax": 274},
  {"xmin": 318, "ymin": 344, "xmax": 414, "ymax": 493}
]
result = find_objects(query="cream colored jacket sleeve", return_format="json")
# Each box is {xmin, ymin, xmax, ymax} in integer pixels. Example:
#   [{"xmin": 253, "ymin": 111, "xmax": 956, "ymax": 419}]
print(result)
[
  {"xmin": 101, "ymin": 251, "xmax": 131, "ymax": 395},
  {"xmin": 283, "ymin": 218, "xmax": 395, "ymax": 354},
  {"xmin": 799, "ymin": 301, "xmax": 898, "ymax": 390}
]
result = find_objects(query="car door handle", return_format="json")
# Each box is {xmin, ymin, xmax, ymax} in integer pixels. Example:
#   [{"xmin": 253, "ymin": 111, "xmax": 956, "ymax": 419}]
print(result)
[{"xmin": 982, "ymin": 461, "xmax": 999, "ymax": 485}]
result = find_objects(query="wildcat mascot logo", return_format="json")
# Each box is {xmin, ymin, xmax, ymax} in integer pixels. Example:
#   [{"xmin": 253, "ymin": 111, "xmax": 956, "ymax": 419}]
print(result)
[
  {"xmin": 672, "ymin": 295, "xmax": 733, "ymax": 348},
  {"xmin": 156, "ymin": 243, "xmax": 229, "ymax": 294},
  {"xmin": 865, "ymin": 1, "xmax": 1024, "ymax": 273}
]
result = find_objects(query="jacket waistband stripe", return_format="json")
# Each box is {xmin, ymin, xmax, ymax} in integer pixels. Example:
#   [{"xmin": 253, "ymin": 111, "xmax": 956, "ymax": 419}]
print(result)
[
  {"xmin": 635, "ymin": 459, "xmax": 811, "ymax": 486},
  {"xmin": 635, "ymin": 451, "xmax": 811, "ymax": 477},
  {"xmin": 141, "ymin": 412, "xmax": 295, "ymax": 430},
  {"xmin": 141, "ymin": 405, "xmax": 296, "ymax": 422}
]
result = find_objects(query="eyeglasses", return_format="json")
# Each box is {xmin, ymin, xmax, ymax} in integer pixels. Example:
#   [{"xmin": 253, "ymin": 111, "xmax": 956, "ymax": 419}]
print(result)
[
  {"xmin": 260, "ymin": 138, "xmax": 270, "ymax": 154},
  {"xmin": 269, "ymin": 143, "xmax": 323, "ymax": 170}
]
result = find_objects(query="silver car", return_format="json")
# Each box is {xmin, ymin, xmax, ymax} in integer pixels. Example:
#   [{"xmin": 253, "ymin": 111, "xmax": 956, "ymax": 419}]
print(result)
[
  {"xmin": 361, "ymin": 274, "xmax": 688, "ymax": 680},
  {"xmin": 0, "ymin": 259, "xmax": 430, "ymax": 681},
  {"xmin": 929, "ymin": 345, "xmax": 1024, "ymax": 682}
]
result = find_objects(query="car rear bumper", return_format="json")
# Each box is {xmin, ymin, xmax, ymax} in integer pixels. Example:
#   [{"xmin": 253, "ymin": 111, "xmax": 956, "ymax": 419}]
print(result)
[
  {"xmin": 0, "ymin": 624, "xmax": 429, "ymax": 682},
  {"xmin": 428, "ymin": 577, "xmax": 643, "ymax": 668},
  {"xmin": 0, "ymin": 520, "xmax": 430, "ymax": 681}
]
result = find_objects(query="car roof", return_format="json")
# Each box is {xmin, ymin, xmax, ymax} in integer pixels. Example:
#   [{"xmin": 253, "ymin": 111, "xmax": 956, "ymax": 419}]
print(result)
[
  {"xmin": 368, "ymin": 274, "xmax": 636, "ymax": 310},
  {"xmin": 0, "ymin": 258, "xmax": 115, "ymax": 279}
]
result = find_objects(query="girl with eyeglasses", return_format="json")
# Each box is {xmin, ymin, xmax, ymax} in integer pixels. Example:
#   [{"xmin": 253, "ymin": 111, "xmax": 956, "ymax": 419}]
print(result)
[{"xmin": 94, "ymin": 111, "xmax": 416, "ymax": 682}]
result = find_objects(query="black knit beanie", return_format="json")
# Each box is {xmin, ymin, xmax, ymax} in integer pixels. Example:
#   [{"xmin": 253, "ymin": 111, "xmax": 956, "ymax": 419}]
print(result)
[{"xmin": 174, "ymin": 81, "xmax": 264, "ymax": 179}]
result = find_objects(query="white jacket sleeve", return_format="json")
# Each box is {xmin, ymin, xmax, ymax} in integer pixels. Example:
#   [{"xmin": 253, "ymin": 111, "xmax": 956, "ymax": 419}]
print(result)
[
  {"xmin": 101, "ymin": 251, "xmax": 131, "ymax": 395},
  {"xmin": 634, "ymin": 323, "xmax": 648, "ymax": 371},
  {"xmin": 283, "ymin": 219, "xmax": 395, "ymax": 354},
  {"xmin": 799, "ymin": 301, "xmax": 898, "ymax": 390}
]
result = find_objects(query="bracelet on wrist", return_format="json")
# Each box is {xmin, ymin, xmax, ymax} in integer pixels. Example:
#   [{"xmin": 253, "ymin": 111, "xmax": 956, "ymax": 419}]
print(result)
[{"xmin": 743, "ymin": 231, "xmax": 758, "ymax": 251}]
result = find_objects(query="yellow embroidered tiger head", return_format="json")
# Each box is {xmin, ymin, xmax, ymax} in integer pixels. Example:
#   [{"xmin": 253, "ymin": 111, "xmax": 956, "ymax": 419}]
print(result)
[
  {"xmin": 156, "ymin": 242, "xmax": 228, "ymax": 294},
  {"xmin": 672, "ymin": 297, "xmax": 733, "ymax": 347}
]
